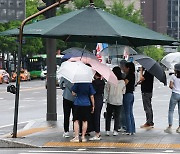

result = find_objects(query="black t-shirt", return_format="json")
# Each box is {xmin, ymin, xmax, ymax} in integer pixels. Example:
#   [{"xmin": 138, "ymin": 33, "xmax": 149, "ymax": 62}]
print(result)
[
  {"xmin": 125, "ymin": 73, "xmax": 135, "ymax": 94},
  {"xmin": 141, "ymin": 71, "xmax": 154, "ymax": 93},
  {"xmin": 92, "ymin": 78, "xmax": 105, "ymax": 96}
]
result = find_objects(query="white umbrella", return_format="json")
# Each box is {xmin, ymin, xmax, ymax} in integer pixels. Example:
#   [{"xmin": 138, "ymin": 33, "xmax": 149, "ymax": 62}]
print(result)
[
  {"xmin": 59, "ymin": 61, "xmax": 95, "ymax": 83},
  {"xmin": 161, "ymin": 52, "xmax": 180, "ymax": 68}
]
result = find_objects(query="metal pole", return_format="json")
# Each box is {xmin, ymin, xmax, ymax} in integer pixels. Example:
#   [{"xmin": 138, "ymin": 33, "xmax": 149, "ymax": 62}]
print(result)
[
  {"xmin": 178, "ymin": 0, "xmax": 180, "ymax": 40},
  {"xmin": 12, "ymin": 0, "xmax": 70, "ymax": 138},
  {"xmin": 46, "ymin": 38, "xmax": 57, "ymax": 121}
]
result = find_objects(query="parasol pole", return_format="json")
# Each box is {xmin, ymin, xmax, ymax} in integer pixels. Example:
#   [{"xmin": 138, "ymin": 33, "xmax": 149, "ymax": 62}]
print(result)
[{"xmin": 12, "ymin": 0, "xmax": 71, "ymax": 138}]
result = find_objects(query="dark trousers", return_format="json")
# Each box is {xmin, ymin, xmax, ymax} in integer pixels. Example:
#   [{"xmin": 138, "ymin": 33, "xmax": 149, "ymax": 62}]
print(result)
[
  {"xmin": 63, "ymin": 98, "xmax": 74, "ymax": 132},
  {"xmin": 92, "ymin": 95, "xmax": 103, "ymax": 133},
  {"xmin": 142, "ymin": 93, "xmax": 154, "ymax": 125},
  {"xmin": 106, "ymin": 103, "xmax": 121, "ymax": 131}
]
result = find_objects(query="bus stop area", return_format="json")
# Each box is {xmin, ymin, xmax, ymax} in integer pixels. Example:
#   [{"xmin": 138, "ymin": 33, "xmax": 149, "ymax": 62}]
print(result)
[
  {"xmin": 1, "ymin": 79, "xmax": 180, "ymax": 150},
  {"xmin": 1, "ymin": 119, "xmax": 180, "ymax": 149}
]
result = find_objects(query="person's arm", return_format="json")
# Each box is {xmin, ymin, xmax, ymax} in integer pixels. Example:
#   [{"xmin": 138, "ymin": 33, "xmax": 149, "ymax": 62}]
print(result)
[
  {"xmin": 139, "ymin": 68, "xmax": 145, "ymax": 81},
  {"xmin": 59, "ymin": 78, "xmax": 64, "ymax": 89},
  {"xmin": 169, "ymin": 81, "xmax": 174, "ymax": 89},
  {"xmin": 124, "ymin": 79, "xmax": 129, "ymax": 85},
  {"xmin": 72, "ymin": 91, "xmax": 77, "ymax": 96},
  {"xmin": 90, "ymin": 95, "xmax": 95, "ymax": 113}
]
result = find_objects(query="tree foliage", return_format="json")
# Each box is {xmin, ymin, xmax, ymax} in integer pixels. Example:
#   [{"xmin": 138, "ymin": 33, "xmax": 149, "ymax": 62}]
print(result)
[
  {"xmin": 109, "ymin": 0, "xmax": 145, "ymax": 26},
  {"xmin": 143, "ymin": 46, "xmax": 165, "ymax": 62}
]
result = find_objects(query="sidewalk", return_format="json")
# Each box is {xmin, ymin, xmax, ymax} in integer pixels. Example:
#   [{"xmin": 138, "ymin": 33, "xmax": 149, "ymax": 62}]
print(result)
[{"xmin": 1, "ymin": 120, "xmax": 180, "ymax": 149}]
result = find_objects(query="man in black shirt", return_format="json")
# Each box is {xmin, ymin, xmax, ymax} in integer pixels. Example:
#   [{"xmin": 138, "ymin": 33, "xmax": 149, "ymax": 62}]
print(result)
[{"xmin": 139, "ymin": 67, "xmax": 154, "ymax": 128}]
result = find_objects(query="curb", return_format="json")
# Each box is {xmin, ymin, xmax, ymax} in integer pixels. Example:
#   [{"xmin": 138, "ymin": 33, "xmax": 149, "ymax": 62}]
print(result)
[{"xmin": 0, "ymin": 138, "xmax": 38, "ymax": 148}]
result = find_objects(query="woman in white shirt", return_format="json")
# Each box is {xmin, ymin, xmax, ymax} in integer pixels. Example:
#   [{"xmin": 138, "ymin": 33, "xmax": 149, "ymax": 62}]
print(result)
[
  {"xmin": 164, "ymin": 63, "xmax": 180, "ymax": 134},
  {"xmin": 105, "ymin": 66, "xmax": 126, "ymax": 136}
]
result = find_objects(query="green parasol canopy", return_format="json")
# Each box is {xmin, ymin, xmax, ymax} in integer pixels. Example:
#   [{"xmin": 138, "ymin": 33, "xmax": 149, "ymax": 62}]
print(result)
[{"xmin": 0, "ymin": 6, "xmax": 177, "ymax": 47}]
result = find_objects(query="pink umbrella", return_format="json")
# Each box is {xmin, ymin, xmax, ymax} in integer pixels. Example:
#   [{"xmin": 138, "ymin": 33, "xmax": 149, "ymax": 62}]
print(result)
[{"xmin": 68, "ymin": 57, "xmax": 118, "ymax": 85}]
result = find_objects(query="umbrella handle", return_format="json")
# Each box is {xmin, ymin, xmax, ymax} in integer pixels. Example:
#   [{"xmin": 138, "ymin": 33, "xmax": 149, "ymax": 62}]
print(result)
[{"xmin": 80, "ymin": 45, "xmax": 87, "ymax": 60}]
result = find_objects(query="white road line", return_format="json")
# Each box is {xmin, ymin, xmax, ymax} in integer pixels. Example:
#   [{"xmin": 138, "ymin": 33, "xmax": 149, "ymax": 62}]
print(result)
[
  {"xmin": 23, "ymin": 121, "xmax": 36, "ymax": 130},
  {"xmin": 24, "ymin": 98, "xmax": 34, "ymax": 100},
  {"xmin": 25, "ymin": 151, "xmax": 169, "ymax": 154},
  {"xmin": 0, "ymin": 98, "xmax": 4, "ymax": 100}
]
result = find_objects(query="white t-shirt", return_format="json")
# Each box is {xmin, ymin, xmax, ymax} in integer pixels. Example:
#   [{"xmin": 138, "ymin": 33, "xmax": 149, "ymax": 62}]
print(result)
[
  {"xmin": 170, "ymin": 74, "xmax": 180, "ymax": 95},
  {"xmin": 107, "ymin": 80, "xmax": 126, "ymax": 106}
]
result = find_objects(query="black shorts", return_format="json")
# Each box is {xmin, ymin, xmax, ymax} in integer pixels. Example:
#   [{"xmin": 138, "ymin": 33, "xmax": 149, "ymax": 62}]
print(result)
[{"xmin": 73, "ymin": 105, "xmax": 91, "ymax": 122}]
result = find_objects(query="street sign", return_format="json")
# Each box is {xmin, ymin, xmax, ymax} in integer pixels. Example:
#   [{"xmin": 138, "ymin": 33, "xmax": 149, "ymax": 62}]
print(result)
[{"xmin": 0, "ymin": 0, "xmax": 25, "ymax": 23}]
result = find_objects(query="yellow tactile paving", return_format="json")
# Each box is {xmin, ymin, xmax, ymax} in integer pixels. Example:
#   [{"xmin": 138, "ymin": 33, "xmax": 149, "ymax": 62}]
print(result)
[
  {"xmin": 5, "ymin": 127, "xmax": 49, "ymax": 138},
  {"xmin": 44, "ymin": 142, "xmax": 180, "ymax": 149}
]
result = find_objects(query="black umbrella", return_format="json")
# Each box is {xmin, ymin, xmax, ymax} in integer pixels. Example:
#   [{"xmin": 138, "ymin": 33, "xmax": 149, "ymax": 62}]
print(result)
[{"xmin": 132, "ymin": 55, "xmax": 167, "ymax": 85}]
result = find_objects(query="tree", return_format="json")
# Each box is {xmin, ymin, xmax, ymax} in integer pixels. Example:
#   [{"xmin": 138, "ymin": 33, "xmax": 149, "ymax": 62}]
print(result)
[
  {"xmin": 143, "ymin": 46, "xmax": 165, "ymax": 62},
  {"xmin": 109, "ymin": 0, "xmax": 145, "ymax": 26}
]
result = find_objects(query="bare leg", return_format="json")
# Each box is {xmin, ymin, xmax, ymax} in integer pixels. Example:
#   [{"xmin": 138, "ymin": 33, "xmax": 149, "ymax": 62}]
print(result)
[
  {"xmin": 74, "ymin": 120, "xmax": 79, "ymax": 137},
  {"xmin": 82, "ymin": 121, "xmax": 88, "ymax": 138}
]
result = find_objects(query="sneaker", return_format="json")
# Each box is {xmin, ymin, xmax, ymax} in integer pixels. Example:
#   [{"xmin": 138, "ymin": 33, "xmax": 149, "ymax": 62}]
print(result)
[
  {"xmin": 122, "ymin": 132, "xmax": 132, "ymax": 135},
  {"xmin": 70, "ymin": 136, "xmax": 79, "ymax": 142},
  {"xmin": 118, "ymin": 128, "xmax": 126, "ymax": 132},
  {"xmin": 81, "ymin": 137, "xmax": 87, "ymax": 142},
  {"xmin": 113, "ymin": 131, "xmax": 118, "ymax": 136},
  {"xmin": 106, "ymin": 131, "xmax": 110, "ymax": 136},
  {"xmin": 176, "ymin": 127, "xmax": 180, "ymax": 133},
  {"xmin": 89, "ymin": 135, "xmax": 101, "ymax": 141},
  {"xmin": 140, "ymin": 123, "xmax": 154, "ymax": 128},
  {"xmin": 164, "ymin": 127, "xmax": 172, "ymax": 134},
  {"xmin": 63, "ymin": 132, "xmax": 70, "ymax": 138}
]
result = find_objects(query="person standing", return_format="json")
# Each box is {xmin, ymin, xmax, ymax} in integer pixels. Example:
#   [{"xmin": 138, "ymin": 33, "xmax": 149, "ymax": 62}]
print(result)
[
  {"xmin": 89, "ymin": 72, "xmax": 105, "ymax": 141},
  {"xmin": 164, "ymin": 63, "xmax": 180, "ymax": 134},
  {"xmin": 59, "ymin": 77, "xmax": 75, "ymax": 138},
  {"xmin": 123, "ymin": 62, "xmax": 136, "ymax": 135},
  {"xmin": 105, "ymin": 67, "xmax": 126, "ymax": 136},
  {"xmin": 71, "ymin": 83, "xmax": 96, "ymax": 142},
  {"xmin": 139, "ymin": 67, "xmax": 154, "ymax": 128}
]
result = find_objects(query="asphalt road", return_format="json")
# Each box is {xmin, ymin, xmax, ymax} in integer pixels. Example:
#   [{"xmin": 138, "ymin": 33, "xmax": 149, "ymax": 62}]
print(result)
[
  {"xmin": 0, "ymin": 80, "xmax": 64, "ymax": 134},
  {"xmin": 0, "ymin": 148, "xmax": 180, "ymax": 154}
]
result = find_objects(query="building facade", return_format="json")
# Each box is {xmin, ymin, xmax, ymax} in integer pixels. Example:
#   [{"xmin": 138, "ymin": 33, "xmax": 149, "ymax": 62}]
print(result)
[
  {"xmin": 168, "ymin": 0, "xmax": 180, "ymax": 39},
  {"xmin": 140, "ymin": 0, "xmax": 168, "ymax": 34}
]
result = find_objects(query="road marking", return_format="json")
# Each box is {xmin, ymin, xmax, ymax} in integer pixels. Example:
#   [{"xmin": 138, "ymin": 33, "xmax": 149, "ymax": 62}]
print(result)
[
  {"xmin": 24, "ymin": 98, "xmax": 34, "ymax": 100},
  {"xmin": 163, "ymin": 150, "xmax": 174, "ymax": 153},
  {"xmin": 26, "ymin": 151, "xmax": 141, "ymax": 154},
  {"xmin": 23, "ymin": 121, "xmax": 36, "ymax": 130},
  {"xmin": 0, "ymin": 98, "xmax": 4, "ymax": 100}
]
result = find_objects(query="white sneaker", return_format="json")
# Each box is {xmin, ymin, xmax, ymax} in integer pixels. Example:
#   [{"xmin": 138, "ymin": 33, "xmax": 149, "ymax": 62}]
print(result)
[
  {"xmin": 164, "ymin": 127, "xmax": 172, "ymax": 134},
  {"xmin": 81, "ymin": 137, "xmax": 87, "ymax": 142},
  {"xmin": 106, "ymin": 131, "xmax": 110, "ymax": 136},
  {"xmin": 70, "ymin": 136, "xmax": 79, "ymax": 142},
  {"xmin": 113, "ymin": 131, "xmax": 118, "ymax": 136},
  {"xmin": 118, "ymin": 128, "xmax": 126, "ymax": 132},
  {"xmin": 89, "ymin": 136, "xmax": 101, "ymax": 141},
  {"xmin": 63, "ymin": 132, "xmax": 70, "ymax": 138},
  {"xmin": 176, "ymin": 127, "xmax": 180, "ymax": 133}
]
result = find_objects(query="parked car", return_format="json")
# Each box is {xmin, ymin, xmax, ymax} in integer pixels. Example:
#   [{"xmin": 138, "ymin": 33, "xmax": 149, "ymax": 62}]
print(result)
[
  {"xmin": 45, "ymin": 65, "xmax": 61, "ymax": 89},
  {"xmin": 11, "ymin": 69, "xmax": 31, "ymax": 82},
  {"xmin": 0, "ymin": 69, "xmax": 10, "ymax": 84}
]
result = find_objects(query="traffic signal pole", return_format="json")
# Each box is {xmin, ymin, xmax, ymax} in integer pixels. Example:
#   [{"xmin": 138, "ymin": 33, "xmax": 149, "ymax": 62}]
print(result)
[
  {"xmin": 45, "ymin": 0, "xmax": 57, "ymax": 121},
  {"xmin": 12, "ymin": 0, "xmax": 70, "ymax": 138}
]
